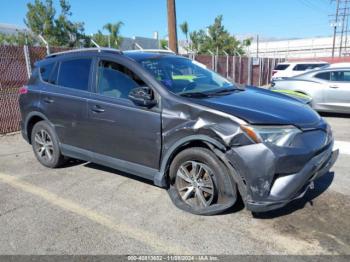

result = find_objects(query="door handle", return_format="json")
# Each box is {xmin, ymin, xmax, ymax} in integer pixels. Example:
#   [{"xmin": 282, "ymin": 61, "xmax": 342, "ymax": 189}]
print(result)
[
  {"xmin": 43, "ymin": 97, "xmax": 54, "ymax": 103},
  {"xmin": 91, "ymin": 105, "xmax": 105, "ymax": 113},
  {"xmin": 329, "ymin": 85, "xmax": 339, "ymax": 89}
]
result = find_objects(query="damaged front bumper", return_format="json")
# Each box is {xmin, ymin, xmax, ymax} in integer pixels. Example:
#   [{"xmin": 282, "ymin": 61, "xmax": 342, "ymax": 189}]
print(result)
[{"xmin": 225, "ymin": 140, "xmax": 339, "ymax": 213}]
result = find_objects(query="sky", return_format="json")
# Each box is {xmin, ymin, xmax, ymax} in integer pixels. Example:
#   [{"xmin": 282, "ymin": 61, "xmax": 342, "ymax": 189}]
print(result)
[{"xmin": 0, "ymin": 0, "xmax": 336, "ymax": 40}]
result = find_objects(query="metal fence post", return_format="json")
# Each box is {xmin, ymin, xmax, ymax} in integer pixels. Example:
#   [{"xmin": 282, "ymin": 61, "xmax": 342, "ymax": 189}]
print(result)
[
  {"xmin": 266, "ymin": 58, "xmax": 270, "ymax": 85},
  {"xmin": 258, "ymin": 58, "xmax": 262, "ymax": 86},
  {"xmin": 223, "ymin": 51, "xmax": 229, "ymax": 78},
  {"xmin": 23, "ymin": 45, "xmax": 32, "ymax": 79},
  {"xmin": 38, "ymin": 34, "xmax": 50, "ymax": 55},
  {"xmin": 232, "ymin": 56, "xmax": 236, "ymax": 82},
  {"xmin": 261, "ymin": 58, "xmax": 265, "ymax": 85},
  {"xmin": 239, "ymin": 56, "xmax": 242, "ymax": 84},
  {"xmin": 247, "ymin": 57, "xmax": 252, "ymax": 85},
  {"xmin": 208, "ymin": 50, "xmax": 215, "ymax": 70}
]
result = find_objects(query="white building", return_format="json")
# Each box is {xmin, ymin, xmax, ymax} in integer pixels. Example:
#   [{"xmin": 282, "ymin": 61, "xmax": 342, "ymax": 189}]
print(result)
[{"xmin": 248, "ymin": 36, "xmax": 350, "ymax": 58}]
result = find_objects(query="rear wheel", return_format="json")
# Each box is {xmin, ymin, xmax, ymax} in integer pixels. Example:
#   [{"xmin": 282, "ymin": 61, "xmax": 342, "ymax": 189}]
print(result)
[
  {"xmin": 31, "ymin": 121, "xmax": 66, "ymax": 168},
  {"xmin": 168, "ymin": 147, "xmax": 237, "ymax": 215}
]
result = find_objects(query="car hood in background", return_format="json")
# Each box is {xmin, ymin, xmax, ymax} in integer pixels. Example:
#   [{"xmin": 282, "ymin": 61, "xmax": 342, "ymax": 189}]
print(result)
[
  {"xmin": 193, "ymin": 86, "xmax": 321, "ymax": 129},
  {"xmin": 272, "ymin": 89, "xmax": 313, "ymax": 104}
]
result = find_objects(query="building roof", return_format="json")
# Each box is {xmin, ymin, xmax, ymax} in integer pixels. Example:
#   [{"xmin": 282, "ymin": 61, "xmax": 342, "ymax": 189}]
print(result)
[{"xmin": 0, "ymin": 23, "xmax": 29, "ymax": 35}]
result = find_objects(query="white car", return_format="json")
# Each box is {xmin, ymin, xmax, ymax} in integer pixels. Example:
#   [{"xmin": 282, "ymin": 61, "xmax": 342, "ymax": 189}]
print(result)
[
  {"xmin": 271, "ymin": 67, "xmax": 350, "ymax": 113},
  {"xmin": 272, "ymin": 61, "xmax": 329, "ymax": 80},
  {"xmin": 326, "ymin": 62, "xmax": 350, "ymax": 68}
]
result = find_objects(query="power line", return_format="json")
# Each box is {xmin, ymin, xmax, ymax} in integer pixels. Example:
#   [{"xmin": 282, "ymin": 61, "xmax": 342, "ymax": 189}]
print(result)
[
  {"xmin": 298, "ymin": 0, "xmax": 330, "ymax": 14},
  {"xmin": 301, "ymin": 0, "xmax": 331, "ymax": 14}
]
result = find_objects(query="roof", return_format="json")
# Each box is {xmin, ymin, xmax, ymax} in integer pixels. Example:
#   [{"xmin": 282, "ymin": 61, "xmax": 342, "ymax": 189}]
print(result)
[{"xmin": 279, "ymin": 61, "xmax": 328, "ymax": 65}]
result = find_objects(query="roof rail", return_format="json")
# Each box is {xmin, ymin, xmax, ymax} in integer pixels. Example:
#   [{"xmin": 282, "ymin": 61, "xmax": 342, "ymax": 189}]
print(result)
[
  {"xmin": 125, "ymin": 49, "xmax": 176, "ymax": 54},
  {"xmin": 46, "ymin": 47, "xmax": 123, "ymax": 58}
]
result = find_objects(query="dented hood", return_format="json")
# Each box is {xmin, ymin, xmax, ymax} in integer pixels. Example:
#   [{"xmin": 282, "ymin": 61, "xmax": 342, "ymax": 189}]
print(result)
[{"xmin": 193, "ymin": 87, "xmax": 321, "ymax": 129}]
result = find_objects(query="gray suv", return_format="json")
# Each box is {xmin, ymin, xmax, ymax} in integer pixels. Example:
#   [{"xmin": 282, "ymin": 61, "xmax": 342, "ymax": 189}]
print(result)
[{"xmin": 19, "ymin": 48, "xmax": 338, "ymax": 215}]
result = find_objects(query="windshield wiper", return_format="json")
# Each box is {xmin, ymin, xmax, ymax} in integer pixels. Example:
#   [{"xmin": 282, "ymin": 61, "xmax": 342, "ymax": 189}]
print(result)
[
  {"xmin": 180, "ymin": 92, "xmax": 210, "ymax": 98},
  {"xmin": 209, "ymin": 87, "xmax": 239, "ymax": 95}
]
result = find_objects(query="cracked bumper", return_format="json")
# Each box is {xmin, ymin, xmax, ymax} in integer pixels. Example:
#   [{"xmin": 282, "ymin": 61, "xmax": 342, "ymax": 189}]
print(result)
[
  {"xmin": 225, "ymin": 140, "xmax": 339, "ymax": 213},
  {"xmin": 246, "ymin": 148, "xmax": 339, "ymax": 212}
]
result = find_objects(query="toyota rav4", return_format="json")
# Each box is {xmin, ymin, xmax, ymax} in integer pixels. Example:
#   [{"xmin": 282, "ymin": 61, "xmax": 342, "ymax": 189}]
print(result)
[{"xmin": 19, "ymin": 48, "xmax": 338, "ymax": 215}]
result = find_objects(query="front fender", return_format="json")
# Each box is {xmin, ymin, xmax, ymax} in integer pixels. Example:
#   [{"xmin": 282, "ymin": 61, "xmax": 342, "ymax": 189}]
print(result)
[{"xmin": 154, "ymin": 135, "xmax": 226, "ymax": 187}]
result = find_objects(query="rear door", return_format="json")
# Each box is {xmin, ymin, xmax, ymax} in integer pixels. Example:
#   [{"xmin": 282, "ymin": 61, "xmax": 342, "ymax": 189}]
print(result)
[
  {"xmin": 40, "ymin": 56, "xmax": 93, "ymax": 151},
  {"xmin": 323, "ymin": 70, "xmax": 350, "ymax": 112},
  {"xmin": 86, "ymin": 56, "xmax": 162, "ymax": 172}
]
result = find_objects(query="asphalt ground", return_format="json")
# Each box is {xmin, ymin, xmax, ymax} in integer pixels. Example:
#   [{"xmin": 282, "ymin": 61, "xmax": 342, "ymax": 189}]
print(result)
[{"xmin": 0, "ymin": 114, "xmax": 349, "ymax": 255}]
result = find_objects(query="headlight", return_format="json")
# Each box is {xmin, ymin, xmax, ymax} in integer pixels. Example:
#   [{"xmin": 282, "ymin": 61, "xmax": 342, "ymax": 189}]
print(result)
[{"xmin": 241, "ymin": 125, "xmax": 301, "ymax": 147}]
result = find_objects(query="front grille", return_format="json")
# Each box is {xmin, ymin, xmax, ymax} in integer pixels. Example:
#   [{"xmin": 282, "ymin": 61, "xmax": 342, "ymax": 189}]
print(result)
[{"xmin": 291, "ymin": 129, "xmax": 328, "ymax": 151}]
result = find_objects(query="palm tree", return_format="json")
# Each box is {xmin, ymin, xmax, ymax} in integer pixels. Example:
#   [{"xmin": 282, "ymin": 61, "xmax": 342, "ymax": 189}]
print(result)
[
  {"xmin": 103, "ymin": 21, "xmax": 124, "ymax": 48},
  {"xmin": 179, "ymin": 21, "xmax": 189, "ymax": 41}
]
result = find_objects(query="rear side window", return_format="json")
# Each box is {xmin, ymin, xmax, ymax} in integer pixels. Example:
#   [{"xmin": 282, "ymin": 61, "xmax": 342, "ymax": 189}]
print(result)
[
  {"xmin": 314, "ymin": 72, "xmax": 330, "ymax": 80},
  {"xmin": 275, "ymin": 64, "xmax": 289, "ymax": 70},
  {"xmin": 40, "ymin": 63, "xmax": 55, "ymax": 82},
  {"xmin": 293, "ymin": 64, "xmax": 325, "ymax": 71},
  {"xmin": 58, "ymin": 59, "xmax": 92, "ymax": 91}
]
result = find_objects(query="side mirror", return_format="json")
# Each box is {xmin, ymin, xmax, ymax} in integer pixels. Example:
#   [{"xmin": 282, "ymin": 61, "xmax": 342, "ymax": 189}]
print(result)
[{"xmin": 128, "ymin": 86, "xmax": 157, "ymax": 108}]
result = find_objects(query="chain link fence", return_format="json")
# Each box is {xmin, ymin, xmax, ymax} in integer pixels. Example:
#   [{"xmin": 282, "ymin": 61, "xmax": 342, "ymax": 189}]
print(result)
[
  {"xmin": 0, "ymin": 44, "xmax": 279, "ymax": 134},
  {"xmin": 0, "ymin": 45, "xmax": 68, "ymax": 134}
]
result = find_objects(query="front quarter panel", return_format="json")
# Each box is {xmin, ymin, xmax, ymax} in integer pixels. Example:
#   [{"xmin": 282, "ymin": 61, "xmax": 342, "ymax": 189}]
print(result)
[{"xmin": 158, "ymin": 96, "xmax": 253, "ymax": 178}]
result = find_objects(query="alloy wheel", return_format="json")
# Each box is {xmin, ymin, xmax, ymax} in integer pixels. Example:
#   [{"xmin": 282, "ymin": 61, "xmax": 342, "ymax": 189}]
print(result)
[
  {"xmin": 34, "ymin": 129, "xmax": 54, "ymax": 162},
  {"xmin": 175, "ymin": 161, "xmax": 215, "ymax": 208}
]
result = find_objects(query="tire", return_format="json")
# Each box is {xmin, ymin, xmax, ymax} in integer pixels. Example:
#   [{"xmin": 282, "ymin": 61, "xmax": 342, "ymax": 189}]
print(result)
[
  {"xmin": 167, "ymin": 147, "xmax": 237, "ymax": 215},
  {"xmin": 31, "ymin": 121, "xmax": 66, "ymax": 168}
]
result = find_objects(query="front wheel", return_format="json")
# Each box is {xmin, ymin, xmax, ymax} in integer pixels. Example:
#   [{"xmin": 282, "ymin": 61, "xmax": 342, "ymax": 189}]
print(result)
[{"xmin": 167, "ymin": 147, "xmax": 237, "ymax": 215}]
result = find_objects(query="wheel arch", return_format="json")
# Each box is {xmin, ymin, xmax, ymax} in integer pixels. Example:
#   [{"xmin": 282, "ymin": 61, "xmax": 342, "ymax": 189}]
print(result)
[
  {"xmin": 154, "ymin": 135, "xmax": 227, "ymax": 187},
  {"xmin": 24, "ymin": 111, "xmax": 51, "ymax": 144}
]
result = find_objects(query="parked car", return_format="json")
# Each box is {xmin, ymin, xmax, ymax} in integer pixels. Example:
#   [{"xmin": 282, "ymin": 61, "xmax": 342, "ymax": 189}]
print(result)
[
  {"xmin": 19, "ymin": 48, "xmax": 338, "ymax": 215},
  {"xmin": 324, "ymin": 62, "xmax": 350, "ymax": 68},
  {"xmin": 272, "ymin": 61, "xmax": 329, "ymax": 80},
  {"xmin": 271, "ymin": 67, "xmax": 350, "ymax": 114}
]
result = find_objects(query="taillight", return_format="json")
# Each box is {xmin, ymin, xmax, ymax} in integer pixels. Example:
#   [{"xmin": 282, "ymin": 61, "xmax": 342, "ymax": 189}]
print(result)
[
  {"xmin": 272, "ymin": 70, "xmax": 277, "ymax": 76},
  {"xmin": 19, "ymin": 86, "xmax": 28, "ymax": 94}
]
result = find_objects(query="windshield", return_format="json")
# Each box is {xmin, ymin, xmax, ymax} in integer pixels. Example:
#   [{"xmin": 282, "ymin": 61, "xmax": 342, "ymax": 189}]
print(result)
[{"xmin": 138, "ymin": 56, "xmax": 234, "ymax": 96}]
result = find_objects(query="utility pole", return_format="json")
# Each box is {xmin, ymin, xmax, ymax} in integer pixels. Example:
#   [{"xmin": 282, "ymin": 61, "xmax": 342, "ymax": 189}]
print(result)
[
  {"xmin": 167, "ymin": 0, "xmax": 178, "ymax": 53},
  {"xmin": 332, "ymin": 0, "xmax": 340, "ymax": 58},
  {"xmin": 330, "ymin": 0, "xmax": 350, "ymax": 57}
]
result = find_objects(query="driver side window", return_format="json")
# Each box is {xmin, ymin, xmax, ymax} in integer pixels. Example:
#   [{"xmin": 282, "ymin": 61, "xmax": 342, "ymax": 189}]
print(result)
[{"xmin": 97, "ymin": 60, "xmax": 145, "ymax": 99}]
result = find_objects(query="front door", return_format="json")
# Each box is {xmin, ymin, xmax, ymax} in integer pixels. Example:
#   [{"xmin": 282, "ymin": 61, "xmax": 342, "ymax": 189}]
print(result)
[
  {"xmin": 87, "ymin": 57, "xmax": 162, "ymax": 174},
  {"xmin": 324, "ymin": 70, "xmax": 350, "ymax": 113}
]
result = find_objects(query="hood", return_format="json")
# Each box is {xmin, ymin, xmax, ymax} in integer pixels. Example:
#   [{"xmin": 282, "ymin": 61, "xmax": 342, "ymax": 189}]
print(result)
[{"xmin": 193, "ymin": 87, "xmax": 321, "ymax": 129}]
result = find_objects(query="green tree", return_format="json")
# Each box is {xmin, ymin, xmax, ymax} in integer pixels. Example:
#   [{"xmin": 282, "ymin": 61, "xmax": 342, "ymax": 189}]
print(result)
[
  {"xmin": 160, "ymin": 39, "xmax": 168, "ymax": 49},
  {"xmin": 24, "ymin": 0, "xmax": 86, "ymax": 47},
  {"xmin": 189, "ymin": 29, "xmax": 206, "ymax": 52},
  {"xmin": 179, "ymin": 21, "xmax": 189, "ymax": 41},
  {"xmin": 91, "ymin": 30, "xmax": 108, "ymax": 47},
  {"xmin": 103, "ymin": 21, "xmax": 124, "ymax": 48},
  {"xmin": 189, "ymin": 15, "xmax": 248, "ymax": 56}
]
